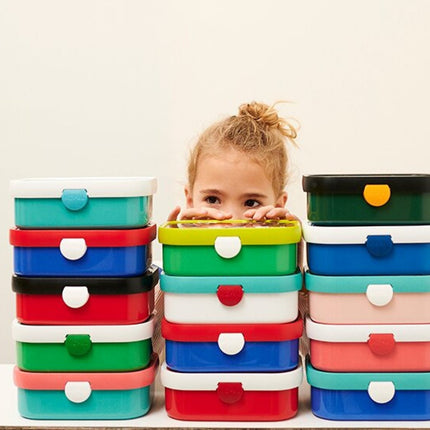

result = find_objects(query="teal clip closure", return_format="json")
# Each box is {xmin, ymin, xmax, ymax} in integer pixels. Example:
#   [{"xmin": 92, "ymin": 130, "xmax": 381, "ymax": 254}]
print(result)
[{"xmin": 61, "ymin": 189, "xmax": 89, "ymax": 211}]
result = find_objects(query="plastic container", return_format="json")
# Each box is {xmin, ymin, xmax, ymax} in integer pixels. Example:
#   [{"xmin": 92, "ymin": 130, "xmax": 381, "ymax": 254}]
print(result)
[
  {"xmin": 11, "ymin": 177, "xmax": 157, "ymax": 229},
  {"xmin": 161, "ymin": 271, "xmax": 301, "ymax": 324},
  {"xmin": 13, "ymin": 317, "xmax": 154, "ymax": 372},
  {"xmin": 12, "ymin": 265, "xmax": 159, "ymax": 325},
  {"xmin": 303, "ymin": 174, "xmax": 430, "ymax": 225},
  {"xmin": 307, "ymin": 359, "xmax": 430, "ymax": 421},
  {"xmin": 162, "ymin": 317, "xmax": 302, "ymax": 372},
  {"xmin": 161, "ymin": 362, "xmax": 302, "ymax": 421},
  {"xmin": 303, "ymin": 224, "xmax": 430, "ymax": 276},
  {"xmin": 10, "ymin": 225, "xmax": 156, "ymax": 277},
  {"xmin": 13, "ymin": 355, "xmax": 159, "ymax": 420},
  {"xmin": 158, "ymin": 220, "xmax": 301, "ymax": 276},
  {"xmin": 307, "ymin": 318, "xmax": 430, "ymax": 372},
  {"xmin": 306, "ymin": 272, "xmax": 430, "ymax": 324}
]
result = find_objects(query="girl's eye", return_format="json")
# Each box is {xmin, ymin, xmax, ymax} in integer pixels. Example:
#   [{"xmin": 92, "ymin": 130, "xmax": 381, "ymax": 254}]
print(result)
[
  {"xmin": 205, "ymin": 196, "xmax": 220, "ymax": 205},
  {"xmin": 244, "ymin": 199, "xmax": 261, "ymax": 208}
]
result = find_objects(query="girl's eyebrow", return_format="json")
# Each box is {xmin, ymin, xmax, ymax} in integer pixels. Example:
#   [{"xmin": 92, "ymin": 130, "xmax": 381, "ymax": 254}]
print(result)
[
  {"xmin": 240, "ymin": 192, "xmax": 268, "ymax": 199},
  {"xmin": 199, "ymin": 188, "xmax": 224, "ymax": 196}
]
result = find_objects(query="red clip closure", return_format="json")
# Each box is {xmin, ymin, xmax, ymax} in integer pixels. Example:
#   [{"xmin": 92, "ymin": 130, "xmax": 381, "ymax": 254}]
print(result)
[
  {"xmin": 216, "ymin": 285, "xmax": 244, "ymax": 307},
  {"xmin": 216, "ymin": 382, "xmax": 244, "ymax": 404},
  {"xmin": 367, "ymin": 333, "xmax": 396, "ymax": 356}
]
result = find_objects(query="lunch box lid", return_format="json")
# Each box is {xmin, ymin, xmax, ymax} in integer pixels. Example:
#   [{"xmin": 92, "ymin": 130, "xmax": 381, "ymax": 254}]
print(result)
[
  {"xmin": 14, "ymin": 354, "xmax": 159, "ymax": 391},
  {"xmin": 306, "ymin": 358, "xmax": 430, "ymax": 391},
  {"xmin": 12, "ymin": 264, "xmax": 159, "ymax": 295},
  {"xmin": 10, "ymin": 177, "xmax": 157, "ymax": 198},
  {"xmin": 162, "ymin": 317, "xmax": 303, "ymax": 342},
  {"xmin": 303, "ymin": 223, "xmax": 430, "ymax": 244},
  {"xmin": 160, "ymin": 271, "xmax": 302, "ymax": 294},
  {"xmin": 158, "ymin": 220, "xmax": 301, "ymax": 246},
  {"xmin": 305, "ymin": 272, "xmax": 430, "ymax": 294},
  {"xmin": 9, "ymin": 224, "xmax": 156, "ymax": 247},
  {"xmin": 306, "ymin": 317, "xmax": 430, "ymax": 342},
  {"xmin": 302, "ymin": 174, "xmax": 430, "ymax": 193},
  {"xmin": 12, "ymin": 316, "xmax": 154, "ymax": 343},
  {"xmin": 161, "ymin": 361, "xmax": 303, "ymax": 391}
]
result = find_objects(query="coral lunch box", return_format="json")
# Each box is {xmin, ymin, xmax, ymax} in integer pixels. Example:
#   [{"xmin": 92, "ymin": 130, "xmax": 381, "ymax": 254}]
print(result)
[
  {"xmin": 12, "ymin": 264, "xmax": 159, "ymax": 325},
  {"xmin": 161, "ymin": 271, "xmax": 301, "ymax": 324},
  {"xmin": 13, "ymin": 317, "xmax": 153, "ymax": 372},
  {"xmin": 307, "ymin": 318, "xmax": 430, "ymax": 372},
  {"xmin": 304, "ymin": 224, "xmax": 430, "ymax": 276},
  {"xmin": 10, "ymin": 225, "xmax": 156, "ymax": 277},
  {"xmin": 14, "ymin": 355, "xmax": 159, "ymax": 420},
  {"xmin": 161, "ymin": 362, "xmax": 302, "ymax": 421},
  {"xmin": 307, "ymin": 359, "xmax": 430, "ymax": 421},
  {"xmin": 11, "ymin": 177, "xmax": 157, "ymax": 229},
  {"xmin": 306, "ymin": 272, "xmax": 430, "ymax": 324},
  {"xmin": 303, "ymin": 174, "xmax": 430, "ymax": 225},
  {"xmin": 162, "ymin": 317, "xmax": 302, "ymax": 372},
  {"xmin": 158, "ymin": 220, "xmax": 301, "ymax": 276}
]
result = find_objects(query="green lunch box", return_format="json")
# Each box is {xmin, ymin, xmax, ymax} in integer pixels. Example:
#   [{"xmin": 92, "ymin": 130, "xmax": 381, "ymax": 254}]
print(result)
[
  {"xmin": 11, "ymin": 177, "xmax": 157, "ymax": 229},
  {"xmin": 158, "ymin": 220, "xmax": 301, "ymax": 276},
  {"xmin": 13, "ymin": 317, "xmax": 153, "ymax": 372},
  {"xmin": 303, "ymin": 174, "xmax": 430, "ymax": 225}
]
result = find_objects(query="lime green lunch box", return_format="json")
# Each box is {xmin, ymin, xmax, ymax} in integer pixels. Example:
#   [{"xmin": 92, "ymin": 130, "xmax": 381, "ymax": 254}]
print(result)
[{"xmin": 158, "ymin": 220, "xmax": 301, "ymax": 276}]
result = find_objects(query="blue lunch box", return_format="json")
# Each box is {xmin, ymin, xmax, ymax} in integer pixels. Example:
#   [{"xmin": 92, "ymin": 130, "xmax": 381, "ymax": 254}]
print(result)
[
  {"xmin": 10, "ymin": 225, "xmax": 156, "ymax": 277},
  {"xmin": 13, "ymin": 355, "xmax": 158, "ymax": 420},
  {"xmin": 303, "ymin": 224, "xmax": 430, "ymax": 276},
  {"xmin": 307, "ymin": 359, "xmax": 430, "ymax": 420},
  {"xmin": 162, "ymin": 317, "xmax": 303, "ymax": 372},
  {"xmin": 11, "ymin": 177, "xmax": 157, "ymax": 229}
]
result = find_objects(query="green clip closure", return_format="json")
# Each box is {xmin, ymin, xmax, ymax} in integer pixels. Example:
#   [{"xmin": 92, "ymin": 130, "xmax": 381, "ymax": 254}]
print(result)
[
  {"xmin": 65, "ymin": 334, "xmax": 92, "ymax": 357},
  {"xmin": 61, "ymin": 189, "xmax": 89, "ymax": 211}
]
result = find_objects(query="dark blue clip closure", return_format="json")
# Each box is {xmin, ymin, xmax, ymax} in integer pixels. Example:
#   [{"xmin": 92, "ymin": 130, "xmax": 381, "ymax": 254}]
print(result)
[
  {"xmin": 365, "ymin": 235, "xmax": 394, "ymax": 258},
  {"xmin": 61, "ymin": 189, "xmax": 89, "ymax": 211}
]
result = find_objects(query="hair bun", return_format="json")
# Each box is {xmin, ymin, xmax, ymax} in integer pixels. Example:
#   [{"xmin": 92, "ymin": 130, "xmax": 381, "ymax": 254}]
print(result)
[{"xmin": 238, "ymin": 101, "xmax": 297, "ymax": 139}]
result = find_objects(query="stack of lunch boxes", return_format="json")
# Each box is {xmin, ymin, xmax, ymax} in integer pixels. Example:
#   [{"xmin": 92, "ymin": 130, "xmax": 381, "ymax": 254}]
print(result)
[
  {"xmin": 303, "ymin": 174, "xmax": 430, "ymax": 421},
  {"xmin": 158, "ymin": 220, "xmax": 303, "ymax": 421},
  {"xmin": 10, "ymin": 177, "xmax": 159, "ymax": 420}
]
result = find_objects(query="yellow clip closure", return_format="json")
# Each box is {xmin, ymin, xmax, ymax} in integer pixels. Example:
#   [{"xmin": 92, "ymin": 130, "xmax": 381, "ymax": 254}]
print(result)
[{"xmin": 363, "ymin": 184, "xmax": 391, "ymax": 207}]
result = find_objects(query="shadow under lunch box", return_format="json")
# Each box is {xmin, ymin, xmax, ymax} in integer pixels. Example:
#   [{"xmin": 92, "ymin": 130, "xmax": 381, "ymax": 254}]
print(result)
[
  {"xmin": 306, "ymin": 272, "xmax": 430, "ymax": 324},
  {"xmin": 13, "ymin": 355, "xmax": 159, "ymax": 420},
  {"xmin": 303, "ymin": 174, "xmax": 430, "ymax": 225},
  {"xmin": 12, "ymin": 264, "xmax": 159, "ymax": 325},
  {"xmin": 307, "ymin": 318, "xmax": 430, "ymax": 372},
  {"xmin": 304, "ymin": 224, "xmax": 430, "ymax": 276},
  {"xmin": 161, "ymin": 362, "xmax": 302, "ymax": 421},
  {"xmin": 10, "ymin": 225, "xmax": 156, "ymax": 277},
  {"xmin": 307, "ymin": 359, "xmax": 430, "ymax": 421},
  {"xmin": 158, "ymin": 220, "xmax": 301, "ymax": 277},
  {"xmin": 162, "ymin": 317, "xmax": 302, "ymax": 372},
  {"xmin": 161, "ymin": 271, "xmax": 301, "ymax": 324},
  {"xmin": 11, "ymin": 176, "xmax": 157, "ymax": 229},
  {"xmin": 13, "ymin": 317, "xmax": 154, "ymax": 372}
]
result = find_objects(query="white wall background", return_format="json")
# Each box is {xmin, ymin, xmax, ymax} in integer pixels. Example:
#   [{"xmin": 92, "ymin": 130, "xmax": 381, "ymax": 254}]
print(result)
[{"xmin": 1, "ymin": 0, "xmax": 429, "ymax": 363}]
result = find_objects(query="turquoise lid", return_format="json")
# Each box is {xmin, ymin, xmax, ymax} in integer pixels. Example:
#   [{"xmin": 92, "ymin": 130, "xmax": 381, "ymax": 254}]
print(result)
[
  {"xmin": 305, "ymin": 272, "xmax": 430, "ymax": 294},
  {"xmin": 306, "ymin": 358, "xmax": 430, "ymax": 390},
  {"xmin": 160, "ymin": 271, "xmax": 302, "ymax": 294}
]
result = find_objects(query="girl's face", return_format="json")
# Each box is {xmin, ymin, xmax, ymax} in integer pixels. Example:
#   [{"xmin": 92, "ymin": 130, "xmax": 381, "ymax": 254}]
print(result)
[{"xmin": 185, "ymin": 147, "xmax": 287, "ymax": 219}]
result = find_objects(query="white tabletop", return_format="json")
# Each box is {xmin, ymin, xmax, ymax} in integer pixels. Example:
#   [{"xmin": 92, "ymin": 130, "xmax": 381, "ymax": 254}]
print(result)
[{"xmin": 0, "ymin": 364, "xmax": 428, "ymax": 429}]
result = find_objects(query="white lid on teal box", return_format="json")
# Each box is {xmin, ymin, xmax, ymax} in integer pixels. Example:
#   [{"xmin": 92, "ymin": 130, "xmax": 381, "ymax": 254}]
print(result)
[{"xmin": 10, "ymin": 177, "xmax": 157, "ymax": 198}]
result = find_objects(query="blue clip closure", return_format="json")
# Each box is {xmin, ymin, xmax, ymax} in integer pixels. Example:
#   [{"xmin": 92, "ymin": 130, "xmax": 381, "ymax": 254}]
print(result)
[
  {"xmin": 61, "ymin": 189, "xmax": 89, "ymax": 212},
  {"xmin": 365, "ymin": 235, "xmax": 394, "ymax": 258}
]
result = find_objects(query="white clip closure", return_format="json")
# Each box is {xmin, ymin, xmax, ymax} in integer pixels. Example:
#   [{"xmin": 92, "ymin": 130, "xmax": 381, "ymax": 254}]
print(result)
[
  {"xmin": 366, "ymin": 284, "xmax": 394, "ymax": 307},
  {"xmin": 64, "ymin": 381, "xmax": 92, "ymax": 403},
  {"xmin": 217, "ymin": 333, "xmax": 245, "ymax": 355},
  {"xmin": 214, "ymin": 236, "xmax": 242, "ymax": 259},
  {"xmin": 62, "ymin": 286, "xmax": 90, "ymax": 309},
  {"xmin": 60, "ymin": 238, "xmax": 87, "ymax": 260},
  {"xmin": 368, "ymin": 381, "xmax": 395, "ymax": 404}
]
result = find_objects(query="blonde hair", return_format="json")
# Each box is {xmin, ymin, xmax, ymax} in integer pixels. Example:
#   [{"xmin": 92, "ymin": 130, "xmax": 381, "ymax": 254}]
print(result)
[{"xmin": 187, "ymin": 101, "xmax": 298, "ymax": 197}]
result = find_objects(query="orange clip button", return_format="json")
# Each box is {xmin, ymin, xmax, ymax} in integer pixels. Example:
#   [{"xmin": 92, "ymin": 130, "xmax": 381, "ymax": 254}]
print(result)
[{"xmin": 363, "ymin": 184, "xmax": 391, "ymax": 207}]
